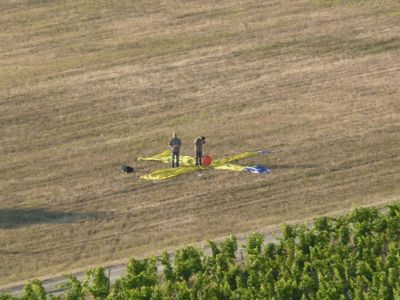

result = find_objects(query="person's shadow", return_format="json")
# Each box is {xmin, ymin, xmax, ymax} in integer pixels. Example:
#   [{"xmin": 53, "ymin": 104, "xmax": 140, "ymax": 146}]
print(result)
[{"xmin": 0, "ymin": 207, "xmax": 106, "ymax": 229}]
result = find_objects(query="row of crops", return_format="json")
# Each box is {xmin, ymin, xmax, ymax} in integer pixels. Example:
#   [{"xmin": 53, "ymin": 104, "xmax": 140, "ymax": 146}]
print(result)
[{"xmin": 2, "ymin": 203, "xmax": 400, "ymax": 300}]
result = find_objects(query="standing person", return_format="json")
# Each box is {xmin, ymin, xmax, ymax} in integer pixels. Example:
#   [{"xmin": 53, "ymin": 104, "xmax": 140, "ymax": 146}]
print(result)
[
  {"xmin": 194, "ymin": 136, "xmax": 206, "ymax": 166},
  {"xmin": 169, "ymin": 133, "xmax": 182, "ymax": 167}
]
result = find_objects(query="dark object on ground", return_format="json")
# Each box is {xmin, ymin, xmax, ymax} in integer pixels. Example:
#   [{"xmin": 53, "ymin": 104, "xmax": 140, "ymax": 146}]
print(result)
[{"xmin": 121, "ymin": 164, "xmax": 134, "ymax": 173}]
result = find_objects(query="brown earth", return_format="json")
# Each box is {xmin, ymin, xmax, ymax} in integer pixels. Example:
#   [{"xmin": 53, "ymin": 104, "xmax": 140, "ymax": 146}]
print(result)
[{"xmin": 0, "ymin": 0, "xmax": 399, "ymax": 285}]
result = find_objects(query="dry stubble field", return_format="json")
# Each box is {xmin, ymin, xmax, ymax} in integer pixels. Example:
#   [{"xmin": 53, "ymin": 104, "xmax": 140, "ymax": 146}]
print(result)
[{"xmin": 0, "ymin": 0, "xmax": 399, "ymax": 286}]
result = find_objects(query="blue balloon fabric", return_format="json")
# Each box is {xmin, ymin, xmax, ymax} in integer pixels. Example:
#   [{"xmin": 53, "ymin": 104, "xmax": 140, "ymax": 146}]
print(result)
[{"xmin": 243, "ymin": 165, "xmax": 272, "ymax": 174}]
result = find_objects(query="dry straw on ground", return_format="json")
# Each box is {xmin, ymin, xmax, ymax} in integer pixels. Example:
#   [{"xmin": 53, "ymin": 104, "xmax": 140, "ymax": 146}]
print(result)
[{"xmin": 0, "ymin": 0, "xmax": 399, "ymax": 286}]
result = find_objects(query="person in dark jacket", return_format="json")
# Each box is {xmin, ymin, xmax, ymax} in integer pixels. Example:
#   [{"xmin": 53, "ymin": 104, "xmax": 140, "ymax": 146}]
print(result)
[
  {"xmin": 194, "ymin": 136, "xmax": 206, "ymax": 166},
  {"xmin": 169, "ymin": 133, "xmax": 182, "ymax": 167}
]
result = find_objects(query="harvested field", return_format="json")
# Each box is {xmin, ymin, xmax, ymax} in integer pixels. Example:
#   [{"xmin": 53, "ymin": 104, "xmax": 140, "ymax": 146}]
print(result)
[{"xmin": 0, "ymin": 0, "xmax": 399, "ymax": 285}]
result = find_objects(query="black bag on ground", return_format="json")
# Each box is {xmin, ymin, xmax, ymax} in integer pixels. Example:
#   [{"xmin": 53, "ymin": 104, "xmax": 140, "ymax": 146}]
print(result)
[{"xmin": 121, "ymin": 164, "xmax": 134, "ymax": 173}]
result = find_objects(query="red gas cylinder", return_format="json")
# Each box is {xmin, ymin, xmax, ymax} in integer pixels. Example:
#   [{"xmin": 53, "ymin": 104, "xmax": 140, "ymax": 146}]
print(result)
[{"xmin": 202, "ymin": 155, "xmax": 213, "ymax": 166}]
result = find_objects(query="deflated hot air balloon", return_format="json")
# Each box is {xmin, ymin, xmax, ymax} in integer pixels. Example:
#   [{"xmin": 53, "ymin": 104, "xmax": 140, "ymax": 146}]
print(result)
[{"xmin": 137, "ymin": 150, "xmax": 272, "ymax": 180}]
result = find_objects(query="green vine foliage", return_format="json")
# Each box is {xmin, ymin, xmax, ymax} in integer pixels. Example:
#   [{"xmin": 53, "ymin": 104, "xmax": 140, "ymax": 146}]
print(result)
[
  {"xmin": 19, "ymin": 280, "xmax": 46, "ymax": 300},
  {"xmin": 83, "ymin": 267, "xmax": 110, "ymax": 300},
  {"xmin": 2, "ymin": 203, "xmax": 400, "ymax": 300},
  {"xmin": 0, "ymin": 294, "xmax": 18, "ymax": 300},
  {"xmin": 55, "ymin": 274, "xmax": 84, "ymax": 300}
]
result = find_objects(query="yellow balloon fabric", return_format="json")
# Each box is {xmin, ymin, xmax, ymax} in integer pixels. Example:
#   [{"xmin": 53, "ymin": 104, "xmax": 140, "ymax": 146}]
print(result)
[
  {"xmin": 138, "ymin": 150, "xmax": 195, "ymax": 166},
  {"xmin": 141, "ymin": 166, "xmax": 205, "ymax": 180},
  {"xmin": 138, "ymin": 150, "xmax": 260, "ymax": 180},
  {"xmin": 212, "ymin": 163, "xmax": 245, "ymax": 172},
  {"xmin": 212, "ymin": 152, "xmax": 258, "ymax": 165}
]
